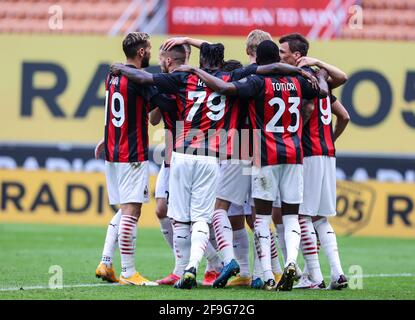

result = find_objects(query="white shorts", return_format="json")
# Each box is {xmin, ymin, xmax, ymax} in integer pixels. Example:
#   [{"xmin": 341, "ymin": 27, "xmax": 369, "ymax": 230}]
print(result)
[
  {"xmin": 155, "ymin": 162, "xmax": 170, "ymax": 200},
  {"xmin": 251, "ymin": 164, "xmax": 303, "ymax": 204},
  {"xmin": 167, "ymin": 152, "xmax": 219, "ymax": 223},
  {"xmin": 216, "ymin": 160, "xmax": 251, "ymax": 206},
  {"xmin": 105, "ymin": 161, "xmax": 149, "ymax": 205},
  {"xmin": 228, "ymin": 200, "xmax": 252, "ymax": 217},
  {"xmin": 300, "ymin": 156, "xmax": 336, "ymax": 217},
  {"xmin": 272, "ymin": 194, "xmax": 281, "ymax": 208}
]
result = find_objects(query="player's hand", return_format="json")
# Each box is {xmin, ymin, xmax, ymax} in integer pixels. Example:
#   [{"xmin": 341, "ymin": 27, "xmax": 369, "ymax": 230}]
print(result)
[
  {"xmin": 317, "ymin": 67, "xmax": 329, "ymax": 81},
  {"xmin": 296, "ymin": 56, "xmax": 320, "ymax": 68},
  {"xmin": 162, "ymin": 37, "xmax": 188, "ymax": 51},
  {"xmin": 94, "ymin": 139, "xmax": 105, "ymax": 160},
  {"xmin": 110, "ymin": 63, "xmax": 124, "ymax": 75},
  {"xmin": 301, "ymin": 70, "xmax": 319, "ymax": 91},
  {"xmin": 175, "ymin": 65, "xmax": 195, "ymax": 73}
]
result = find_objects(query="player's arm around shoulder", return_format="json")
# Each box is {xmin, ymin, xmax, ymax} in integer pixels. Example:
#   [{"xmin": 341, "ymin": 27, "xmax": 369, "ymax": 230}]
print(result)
[
  {"xmin": 296, "ymin": 56, "xmax": 348, "ymax": 89},
  {"xmin": 162, "ymin": 37, "xmax": 212, "ymax": 50},
  {"xmin": 110, "ymin": 63, "xmax": 154, "ymax": 85},
  {"xmin": 256, "ymin": 62, "xmax": 304, "ymax": 77},
  {"xmin": 176, "ymin": 65, "xmax": 238, "ymax": 95}
]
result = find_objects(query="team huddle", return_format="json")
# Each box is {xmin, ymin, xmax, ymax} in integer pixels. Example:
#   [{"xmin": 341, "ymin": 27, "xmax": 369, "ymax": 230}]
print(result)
[{"xmin": 94, "ymin": 29, "xmax": 350, "ymax": 292}]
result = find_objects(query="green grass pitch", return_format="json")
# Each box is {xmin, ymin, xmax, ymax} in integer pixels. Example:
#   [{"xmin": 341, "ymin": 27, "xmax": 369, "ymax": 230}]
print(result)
[{"xmin": 0, "ymin": 223, "xmax": 414, "ymax": 300}]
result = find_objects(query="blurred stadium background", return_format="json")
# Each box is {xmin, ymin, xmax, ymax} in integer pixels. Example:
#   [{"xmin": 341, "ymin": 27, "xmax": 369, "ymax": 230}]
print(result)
[{"xmin": 0, "ymin": 0, "xmax": 414, "ymax": 298}]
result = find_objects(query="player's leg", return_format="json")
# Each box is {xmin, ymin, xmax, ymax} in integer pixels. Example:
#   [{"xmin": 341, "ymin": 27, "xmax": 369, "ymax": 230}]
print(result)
[
  {"xmin": 118, "ymin": 202, "xmax": 140, "ymax": 281},
  {"xmin": 247, "ymin": 207, "xmax": 264, "ymax": 289},
  {"xmin": 253, "ymin": 198, "xmax": 275, "ymax": 290},
  {"xmin": 212, "ymin": 198, "xmax": 234, "ymax": 268},
  {"xmin": 295, "ymin": 156, "xmax": 325, "ymax": 289},
  {"xmin": 155, "ymin": 163, "xmax": 174, "ymax": 250},
  {"xmin": 165, "ymin": 152, "xmax": 195, "ymax": 289},
  {"xmin": 170, "ymin": 220, "xmax": 191, "ymax": 285},
  {"xmin": 270, "ymin": 227, "xmax": 283, "ymax": 282},
  {"xmin": 175, "ymin": 154, "xmax": 219, "ymax": 289},
  {"xmin": 251, "ymin": 165, "xmax": 279, "ymax": 290},
  {"xmin": 212, "ymin": 160, "xmax": 251, "ymax": 288},
  {"xmin": 201, "ymin": 238, "xmax": 223, "ymax": 286},
  {"xmin": 201, "ymin": 221, "xmax": 223, "ymax": 286},
  {"xmin": 227, "ymin": 206, "xmax": 251, "ymax": 287},
  {"xmin": 272, "ymin": 204, "xmax": 286, "ymax": 263},
  {"xmin": 314, "ymin": 156, "xmax": 347, "ymax": 290},
  {"xmin": 154, "ymin": 164, "xmax": 181, "ymax": 285},
  {"xmin": 95, "ymin": 161, "xmax": 122, "ymax": 283},
  {"xmin": 116, "ymin": 161, "xmax": 157, "ymax": 286},
  {"xmin": 96, "ymin": 209, "xmax": 121, "ymax": 282},
  {"xmin": 266, "ymin": 194, "xmax": 283, "ymax": 282},
  {"xmin": 276, "ymin": 164, "xmax": 303, "ymax": 291}
]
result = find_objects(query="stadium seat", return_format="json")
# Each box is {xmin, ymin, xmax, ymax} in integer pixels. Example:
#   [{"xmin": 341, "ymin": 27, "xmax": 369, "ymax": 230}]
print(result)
[
  {"xmin": 0, "ymin": 0, "xmax": 140, "ymax": 35},
  {"xmin": 340, "ymin": 0, "xmax": 415, "ymax": 40}
]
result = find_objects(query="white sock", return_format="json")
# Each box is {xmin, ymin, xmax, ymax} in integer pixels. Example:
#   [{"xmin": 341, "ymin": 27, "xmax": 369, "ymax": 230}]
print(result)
[
  {"xmin": 212, "ymin": 209, "xmax": 234, "ymax": 264},
  {"xmin": 204, "ymin": 241, "xmax": 222, "ymax": 273},
  {"xmin": 233, "ymin": 228, "xmax": 250, "ymax": 278},
  {"xmin": 172, "ymin": 222, "xmax": 191, "ymax": 276},
  {"xmin": 282, "ymin": 214, "xmax": 301, "ymax": 267},
  {"xmin": 186, "ymin": 221, "xmax": 209, "ymax": 272},
  {"xmin": 254, "ymin": 214, "xmax": 273, "ymax": 281},
  {"xmin": 299, "ymin": 216, "xmax": 323, "ymax": 283},
  {"xmin": 209, "ymin": 224, "xmax": 218, "ymax": 250},
  {"xmin": 270, "ymin": 229, "xmax": 283, "ymax": 274},
  {"xmin": 303, "ymin": 264, "xmax": 309, "ymax": 275},
  {"xmin": 119, "ymin": 215, "xmax": 138, "ymax": 278},
  {"xmin": 314, "ymin": 218, "xmax": 344, "ymax": 281},
  {"xmin": 276, "ymin": 224, "xmax": 287, "ymax": 264},
  {"xmin": 102, "ymin": 209, "xmax": 122, "ymax": 265},
  {"xmin": 252, "ymin": 239, "xmax": 263, "ymax": 280},
  {"xmin": 159, "ymin": 217, "xmax": 174, "ymax": 249}
]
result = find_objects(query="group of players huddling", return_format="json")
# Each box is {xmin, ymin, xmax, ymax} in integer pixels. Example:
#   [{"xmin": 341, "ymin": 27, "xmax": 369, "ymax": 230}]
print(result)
[{"xmin": 94, "ymin": 29, "xmax": 350, "ymax": 292}]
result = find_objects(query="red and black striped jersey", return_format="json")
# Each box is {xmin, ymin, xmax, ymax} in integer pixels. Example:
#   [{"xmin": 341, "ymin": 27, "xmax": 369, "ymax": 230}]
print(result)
[
  {"xmin": 104, "ymin": 65, "xmax": 157, "ymax": 163},
  {"xmin": 153, "ymin": 65, "xmax": 257, "ymax": 158},
  {"xmin": 234, "ymin": 74, "xmax": 319, "ymax": 167},
  {"xmin": 302, "ymin": 93, "xmax": 337, "ymax": 158}
]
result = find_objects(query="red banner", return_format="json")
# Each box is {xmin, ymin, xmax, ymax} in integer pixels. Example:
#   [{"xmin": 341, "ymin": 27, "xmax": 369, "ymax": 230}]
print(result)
[{"xmin": 168, "ymin": 0, "xmax": 354, "ymax": 39}]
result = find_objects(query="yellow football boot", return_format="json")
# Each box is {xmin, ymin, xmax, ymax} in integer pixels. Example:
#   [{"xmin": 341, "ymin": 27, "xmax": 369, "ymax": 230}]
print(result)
[
  {"xmin": 119, "ymin": 272, "xmax": 159, "ymax": 286},
  {"xmin": 227, "ymin": 275, "xmax": 252, "ymax": 287},
  {"xmin": 274, "ymin": 272, "xmax": 283, "ymax": 284},
  {"xmin": 95, "ymin": 262, "xmax": 118, "ymax": 283}
]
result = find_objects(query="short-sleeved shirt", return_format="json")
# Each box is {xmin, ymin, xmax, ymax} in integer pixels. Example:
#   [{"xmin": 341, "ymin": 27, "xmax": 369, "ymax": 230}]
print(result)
[
  {"xmin": 104, "ymin": 65, "xmax": 158, "ymax": 163},
  {"xmin": 234, "ymin": 73, "xmax": 318, "ymax": 167},
  {"xmin": 153, "ymin": 65, "xmax": 258, "ymax": 158}
]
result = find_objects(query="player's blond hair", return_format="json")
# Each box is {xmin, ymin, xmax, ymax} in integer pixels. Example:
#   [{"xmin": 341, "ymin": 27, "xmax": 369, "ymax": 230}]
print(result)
[{"xmin": 246, "ymin": 29, "xmax": 272, "ymax": 58}]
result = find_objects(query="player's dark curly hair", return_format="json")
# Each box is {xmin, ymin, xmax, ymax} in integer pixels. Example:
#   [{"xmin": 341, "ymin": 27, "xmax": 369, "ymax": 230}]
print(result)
[
  {"xmin": 199, "ymin": 42, "xmax": 225, "ymax": 69},
  {"xmin": 221, "ymin": 59, "xmax": 243, "ymax": 72},
  {"xmin": 256, "ymin": 40, "xmax": 280, "ymax": 65}
]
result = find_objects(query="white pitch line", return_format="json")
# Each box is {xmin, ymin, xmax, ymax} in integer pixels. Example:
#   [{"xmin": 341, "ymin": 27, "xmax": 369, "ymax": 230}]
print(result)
[
  {"xmin": 0, "ymin": 274, "xmax": 414, "ymax": 292},
  {"xmin": 354, "ymin": 273, "xmax": 415, "ymax": 278},
  {"xmin": 0, "ymin": 283, "xmax": 118, "ymax": 292}
]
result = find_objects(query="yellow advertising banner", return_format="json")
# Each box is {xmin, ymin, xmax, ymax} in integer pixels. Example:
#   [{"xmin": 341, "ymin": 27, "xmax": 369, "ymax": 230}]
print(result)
[
  {"xmin": 333, "ymin": 180, "xmax": 415, "ymax": 238},
  {"xmin": 1, "ymin": 169, "xmax": 414, "ymax": 238},
  {"xmin": 1, "ymin": 34, "xmax": 415, "ymax": 154},
  {"xmin": 0, "ymin": 169, "xmax": 157, "ymax": 227}
]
